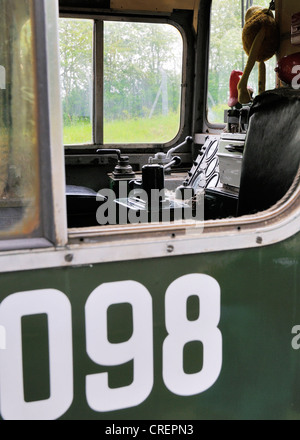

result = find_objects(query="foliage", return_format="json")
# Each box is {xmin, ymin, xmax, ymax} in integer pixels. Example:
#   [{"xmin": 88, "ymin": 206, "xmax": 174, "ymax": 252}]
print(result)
[
  {"xmin": 103, "ymin": 22, "xmax": 182, "ymax": 121},
  {"xmin": 59, "ymin": 2, "xmax": 278, "ymax": 138},
  {"xmin": 59, "ymin": 19, "xmax": 183, "ymax": 143},
  {"xmin": 208, "ymin": 0, "xmax": 277, "ymax": 124},
  {"xmin": 59, "ymin": 19, "xmax": 93, "ymax": 124},
  {"xmin": 63, "ymin": 111, "xmax": 180, "ymax": 145}
]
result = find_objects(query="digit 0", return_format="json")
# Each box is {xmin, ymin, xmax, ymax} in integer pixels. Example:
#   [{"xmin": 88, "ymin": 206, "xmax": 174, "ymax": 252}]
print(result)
[{"xmin": 0, "ymin": 290, "xmax": 73, "ymax": 420}]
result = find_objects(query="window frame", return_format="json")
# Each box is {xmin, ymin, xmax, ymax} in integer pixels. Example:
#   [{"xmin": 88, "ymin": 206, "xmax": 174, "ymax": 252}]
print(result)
[
  {"xmin": 59, "ymin": 10, "xmax": 195, "ymax": 151},
  {"xmin": 0, "ymin": 0, "xmax": 67, "ymax": 251}
]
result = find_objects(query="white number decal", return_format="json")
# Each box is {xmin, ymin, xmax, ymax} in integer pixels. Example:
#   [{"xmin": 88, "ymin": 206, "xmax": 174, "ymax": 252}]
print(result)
[
  {"xmin": 85, "ymin": 280, "xmax": 153, "ymax": 412},
  {"xmin": 163, "ymin": 274, "xmax": 222, "ymax": 395},
  {"xmin": 0, "ymin": 276, "xmax": 222, "ymax": 418},
  {"xmin": 0, "ymin": 290, "xmax": 73, "ymax": 420}
]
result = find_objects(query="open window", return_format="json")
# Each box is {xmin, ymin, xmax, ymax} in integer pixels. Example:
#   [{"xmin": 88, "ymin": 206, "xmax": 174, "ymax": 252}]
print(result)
[
  {"xmin": 59, "ymin": 0, "xmax": 300, "ymax": 254},
  {"xmin": 59, "ymin": 5, "xmax": 198, "ymax": 230},
  {"xmin": 207, "ymin": 0, "xmax": 277, "ymax": 125}
]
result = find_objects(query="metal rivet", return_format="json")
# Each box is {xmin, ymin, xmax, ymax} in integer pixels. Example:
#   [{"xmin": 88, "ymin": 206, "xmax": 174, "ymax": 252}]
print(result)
[
  {"xmin": 65, "ymin": 254, "xmax": 74, "ymax": 263},
  {"xmin": 256, "ymin": 236, "xmax": 263, "ymax": 244},
  {"xmin": 167, "ymin": 245, "xmax": 174, "ymax": 253}
]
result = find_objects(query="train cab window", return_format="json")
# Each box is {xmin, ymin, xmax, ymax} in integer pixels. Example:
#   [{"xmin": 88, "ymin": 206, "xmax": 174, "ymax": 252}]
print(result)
[
  {"xmin": 59, "ymin": 18, "xmax": 183, "ymax": 146},
  {"xmin": 0, "ymin": 1, "xmax": 40, "ymax": 238},
  {"xmin": 59, "ymin": 18, "xmax": 94, "ymax": 145},
  {"xmin": 203, "ymin": 0, "xmax": 300, "ymax": 226},
  {"xmin": 60, "ymin": 0, "xmax": 300, "ymax": 258},
  {"xmin": 0, "ymin": 0, "xmax": 66, "ymax": 250},
  {"xmin": 60, "ymin": 11, "xmax": 194, "ymax": 230},
  {"xmin": 207, "ymin": 0, "xmax": 277, "ymax": 124},
  {"xmin": 103, "ymin": 21, "xmax": 183, "ymax": 144}
]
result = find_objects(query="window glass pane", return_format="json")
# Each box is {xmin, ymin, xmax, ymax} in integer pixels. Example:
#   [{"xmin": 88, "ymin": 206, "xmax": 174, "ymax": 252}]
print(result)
[
  {"xmin": 208, "ymin": 0, "xmax": 276, "ymax": 124},
  {"xmin": 104, "ymin": 21, "xmax": 183, "ymax": 144},
  {"xmin": 59, "ymin": 18, "xmax": 93, "ymax": 144},
  {"xmin": 0, "ymin": 0, "xmax": 40, "ymax": 236}
]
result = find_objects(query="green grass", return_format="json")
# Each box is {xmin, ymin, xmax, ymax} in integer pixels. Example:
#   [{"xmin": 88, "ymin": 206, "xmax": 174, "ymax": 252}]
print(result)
[
  {"xmin": 63, "ymin": 112, "xmax": 180, "ymax": 145},
  {"xmin": 63, "ymin": 120, "xmax": 92, "ymax": 145}
]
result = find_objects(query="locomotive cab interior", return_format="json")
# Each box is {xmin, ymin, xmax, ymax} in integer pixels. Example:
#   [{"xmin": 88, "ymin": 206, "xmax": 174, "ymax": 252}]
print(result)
[
  {"xmin": 58, "ymin": 0, "xmax": 300, "ymax": 230},
  {"xmin": 2, "ymin": 0, "xmax": 300, "ymax": 421}
]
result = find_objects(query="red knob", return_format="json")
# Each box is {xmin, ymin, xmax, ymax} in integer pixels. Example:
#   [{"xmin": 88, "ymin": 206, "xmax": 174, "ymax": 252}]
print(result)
[{"xmin": 228, "ymin": 70, "xmax": 243, "ymax": 107}]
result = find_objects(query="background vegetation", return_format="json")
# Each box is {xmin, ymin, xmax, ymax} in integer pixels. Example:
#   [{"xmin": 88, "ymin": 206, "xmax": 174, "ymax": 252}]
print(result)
[
  {"xmin": 208, "ymin": 0, "xmax": 276, "ymax": 123},
  {"xmin": 59, "ymin": 0, "xmax": 276, "ymax": 143},
  {"xmin": 59, "ymin": 19, "xmax": 182, "ymax": 144}
]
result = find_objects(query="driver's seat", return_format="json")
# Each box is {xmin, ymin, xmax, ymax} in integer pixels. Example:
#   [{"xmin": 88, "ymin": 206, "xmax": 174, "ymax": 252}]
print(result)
[{"xmin": 237, "ymin": 88, "xmax": 300, "ymax": 217}]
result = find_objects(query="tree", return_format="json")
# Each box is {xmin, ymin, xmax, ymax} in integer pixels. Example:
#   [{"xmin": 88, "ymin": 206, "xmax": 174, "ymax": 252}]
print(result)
[
  {"xmin": 59, "ymin": 19, "xmax": 183, "ymax": 125},
  {"xmin": 208, "ymin": 0, "xmax": 275, "ymax": 123},
  {"xmin": 59, "ymin": 19, "xmax": 93, "ymax": 123},
  {"xmin": 103, "ymin": 21, "xmax": 183, "ymax": 121}
]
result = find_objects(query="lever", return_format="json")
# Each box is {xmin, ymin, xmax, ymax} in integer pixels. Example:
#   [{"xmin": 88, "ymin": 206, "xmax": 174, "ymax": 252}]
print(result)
[
  {"xmin": 96, "ymin": 148, "xmax": 135, "ymax": 178},
  {"xmin": 163, "ymin": 156, "xmax": 182, "ymax": 171},
  {"xmin": 165, "ymin": 136, "xmax": 193, "ymax": 160},
  {"xmin": 148, "ymin": 136, "xmax": 193, "ymax": 166}
]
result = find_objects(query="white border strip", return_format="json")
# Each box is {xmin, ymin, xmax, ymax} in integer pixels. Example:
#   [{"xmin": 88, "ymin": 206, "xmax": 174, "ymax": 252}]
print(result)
[
  {"xmin": 0, "ymin": 192, "xmax": 299, "ymax": 273},
  {"xmin": 45, "ymin": 0, "xmax": 68, "ymax": 246}
]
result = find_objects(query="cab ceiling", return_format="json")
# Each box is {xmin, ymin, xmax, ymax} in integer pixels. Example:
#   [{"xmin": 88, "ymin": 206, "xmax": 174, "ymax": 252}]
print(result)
[{"xmin": 59, "ymin": 0, "xmax": 196, "ymax": 12}]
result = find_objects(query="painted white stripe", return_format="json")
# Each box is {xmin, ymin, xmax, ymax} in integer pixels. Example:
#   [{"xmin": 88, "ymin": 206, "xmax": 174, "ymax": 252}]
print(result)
[
  {"xmin": 0, "ymin": 325, "xmax": 6, "ymax": 350},
  {"xmin": 0, "ymin": 173, "xmax": 299, "ymax": 273},
  {"xmin": 0, "ymin": 209, "xmax": 298, "ymax": 273}
]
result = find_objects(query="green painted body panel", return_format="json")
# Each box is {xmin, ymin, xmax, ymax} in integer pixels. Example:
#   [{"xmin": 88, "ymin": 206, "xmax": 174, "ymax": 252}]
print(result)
[{"xmin": 0, "ymin": 232, "xmax": 300, "ymax": 420}]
